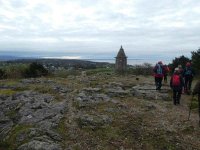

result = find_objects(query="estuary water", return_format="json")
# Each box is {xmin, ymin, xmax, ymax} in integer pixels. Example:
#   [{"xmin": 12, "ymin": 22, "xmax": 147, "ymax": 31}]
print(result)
[{"xmin": 87, "ymin": 58, "xmax": 172, "ymax": 65}]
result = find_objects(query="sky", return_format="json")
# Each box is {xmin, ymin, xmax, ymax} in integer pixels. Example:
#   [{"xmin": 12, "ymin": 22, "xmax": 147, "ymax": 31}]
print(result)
[{"xmin": 0, "ymin": 0, "xmax": 200, "ymax": 60}]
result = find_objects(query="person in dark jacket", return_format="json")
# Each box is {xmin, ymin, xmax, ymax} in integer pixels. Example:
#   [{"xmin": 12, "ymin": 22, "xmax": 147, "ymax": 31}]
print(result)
[
  {"xmin": 183, "ymin": 62, "xmax": 195, "ymax": 94},
  {"xmin": 163, "ymin": 64, "xmax": 169, "ymax": 83},
  {"xmin": 153, "ymin": 61, "xmax": 164, "ymax": 90},
  {"xmin": 170, "ymin": 68, "xmax": 184, "ymax": 105}
]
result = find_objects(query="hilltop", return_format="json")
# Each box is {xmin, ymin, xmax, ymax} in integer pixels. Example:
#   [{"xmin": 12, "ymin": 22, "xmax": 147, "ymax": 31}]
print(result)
[{"xmin": 0, "ymin": 70, "xmax": 200, "ymax": 150}]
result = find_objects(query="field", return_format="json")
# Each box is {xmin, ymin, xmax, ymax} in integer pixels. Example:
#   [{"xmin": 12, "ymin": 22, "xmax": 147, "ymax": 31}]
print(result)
[{"xmin": 0, "ymin": 69, "xmax": 200, "ymax": 150}]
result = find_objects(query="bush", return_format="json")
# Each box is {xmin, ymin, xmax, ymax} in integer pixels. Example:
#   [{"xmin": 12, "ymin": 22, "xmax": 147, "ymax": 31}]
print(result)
[
  {"xmin": 25, "ymin": 62, "xmax": 48, "ymax": 78},
  {"xmin": 127, "ymin": 63, "xmax": 153, "ymax": 76},
  {"xmin": 191, "ymin": 48, "xmax": 200, "ymax": 75},
  {"xmin": 0, "ymin": 69, "xmax": 6, "ymax": 79},
  {"xmin": 168, "ymin": 55, "xmax": 190, "ymax": 73},
  {"xmin": 3, "ymin": 64, "xmax": 28, "ymax": 79}
]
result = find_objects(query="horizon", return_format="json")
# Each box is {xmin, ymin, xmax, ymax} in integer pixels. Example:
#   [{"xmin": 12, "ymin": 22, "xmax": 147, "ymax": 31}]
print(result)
[
  {"xmin": 0, "ymin": 52, "xmax": 178, "ymax": 65},
  {"xmin": 0, "ymin": 49, "xmax": 190, "ymax": 59},
  {"xmin": 0, "ymin": 47, "xmax": 192, "ymax": 65}
]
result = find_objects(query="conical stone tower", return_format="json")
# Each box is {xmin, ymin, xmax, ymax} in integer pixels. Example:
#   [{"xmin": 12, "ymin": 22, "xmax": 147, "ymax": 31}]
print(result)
[{"xmin": 115, "ymin": 46, "xmax": 127, "ymax": 72}]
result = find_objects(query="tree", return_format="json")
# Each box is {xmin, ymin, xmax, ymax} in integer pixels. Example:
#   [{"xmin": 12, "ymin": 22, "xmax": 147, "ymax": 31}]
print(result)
[
  {"xmin": 25, "ymin": 62, "xmax": 48, "ymax": 78},
  {"xmin": 191, "ymin": 48, "xmax": 200, "ymax": 75},
  {"xmin": 169, "ymin": 55, "xmax": 190, "ymax": 73},
  {"xmin": 0, "ymin": 69, "xmax": 6, "ymax": 79}
]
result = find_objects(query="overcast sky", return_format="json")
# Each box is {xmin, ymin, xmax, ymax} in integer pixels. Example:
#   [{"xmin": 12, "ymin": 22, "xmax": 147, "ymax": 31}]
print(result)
[{"xmin": 0, "ymin": 0, "xmax": 200, "ymax": 59}]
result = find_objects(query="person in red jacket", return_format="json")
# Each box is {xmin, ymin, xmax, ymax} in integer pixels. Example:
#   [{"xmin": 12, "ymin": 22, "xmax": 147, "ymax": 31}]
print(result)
[
  {"xmin": 153, "ymin": 61, "xmax": 164, "ymax": 90},
  {"xmin": 170, "ymin": 68, "xmax": 184, "ymax": 105}
]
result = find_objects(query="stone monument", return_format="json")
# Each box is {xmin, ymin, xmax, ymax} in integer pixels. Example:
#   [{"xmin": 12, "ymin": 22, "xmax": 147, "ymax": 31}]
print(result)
[{"xmin": 115, "ymin": 46, "xmax": 127, "ymax": 72}]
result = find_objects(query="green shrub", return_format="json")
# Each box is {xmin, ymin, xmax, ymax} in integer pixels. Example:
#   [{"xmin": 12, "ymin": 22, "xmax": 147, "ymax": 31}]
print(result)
[
  {"xmin": 3, "ymin": 64, "xmax": 28, "ymax": 79},
  {"xmin": 25, "ymin": 62, "xmax": 48, "ymax": 78},
  {"xmin": 127, "ymin": 63, "xmax": 153, "ymax": 76},
  {"xmin": 0, "ymin": 68, "xmax": 6, "ymax": 79},
  {"xmin": 168, "ymin": 55, "xmax": 190, "ymax": 74},
  {"xmin": 191, "ymin": 48, "xmax": 200, "ymax": 75},
  {"xmin": 0, "ymin": 62, "xmax": 48, "ymax": 79}
]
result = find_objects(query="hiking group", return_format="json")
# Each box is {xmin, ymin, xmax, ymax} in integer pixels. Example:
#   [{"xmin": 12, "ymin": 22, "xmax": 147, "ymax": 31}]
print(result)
[{"xmin": 153, "ymin": 61, "xmax": 195, "ymax": 105}]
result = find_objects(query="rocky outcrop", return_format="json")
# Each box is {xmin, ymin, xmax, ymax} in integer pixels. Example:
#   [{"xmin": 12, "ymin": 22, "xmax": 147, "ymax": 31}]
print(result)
[
  {"xmin": 18, "ymin": 139, "xmax": 62, "ymax": 150},
  {"xmin": 131, "ymin": 84, "xmax": 171, "ymax": 100},
  {"xmin": 76, "ymin": 88, "xmax": 110, "ymax": 108},
  {"xmin": 103, "ymin": 82, "xmax": 130, "ymax": 97},
  {"xmin": 106, "ymin": 87, "xmax": 130, "ymax": 97},
  {"xmin": 78, "ymin": 114, "xmax": 112, "ymax": 129},
  {"xmin": 0, "ymin": 90, "xmax": 66, "ymax": 149},
  {"xmin": 0, "ymin": 77, "xmax": 173, "ymax": 149}
]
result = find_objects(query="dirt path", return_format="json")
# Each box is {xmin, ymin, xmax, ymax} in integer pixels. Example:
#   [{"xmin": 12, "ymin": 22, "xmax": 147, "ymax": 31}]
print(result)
[{"xmin": 61, "ymin": 75, "xmax": 200, "ymax": 149}]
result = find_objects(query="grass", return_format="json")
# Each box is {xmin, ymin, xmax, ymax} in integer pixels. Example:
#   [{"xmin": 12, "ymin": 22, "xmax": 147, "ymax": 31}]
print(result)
[
  {"xmin": 0, "ymin": 74, "xmax": 200, "ymax": 149},
  {"xmin": 72, "ymin": 90, "xmax": 181, "ymax": 149},
  {"xmin": 75, "ymin": 112, "xmax": 177, "ymax": 149},
  {"xmin": 28, "ymin": 84, "xmax": 64, "ymax": 102},
  {"xmin": 189, "ymin": 96, "xmax": 199, "ymax": 110},
  {"xmin": 0, "ymin": 89, "xmax": 17, "ymax": 95},
  {"xmin": 55, "ymin": 117, "xmax": 69, "ymax": 149},
  {"xmin": 0, "ymin": 79, "xmax": 20, "ymax": 86},
  {"xmin": 0, "ymin": 125, "xmax": 32, "ymax": 150},
  {"xmin": 56, "ymin": 118, "xmax": 67, "ymax": 136},
  {"xmin": 54, "ymin": 69, "xmax": 81, "ymax": 77},
  {"xmin": 0, "ymin": 79, "xmax": 27, "ymax": 95},
  {"xmin": 86, "ymin": 68, "xmax": 114, "ymax": 75},
  {"xmin": 5, "ymin": 109, "xmax": 18, "ymax": 121}
]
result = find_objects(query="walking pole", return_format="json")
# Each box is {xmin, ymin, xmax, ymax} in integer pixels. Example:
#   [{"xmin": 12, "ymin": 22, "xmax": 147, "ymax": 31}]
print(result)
[{"xmin": 188, "ymin": 95, "xmax": 194, "ymax": 121}]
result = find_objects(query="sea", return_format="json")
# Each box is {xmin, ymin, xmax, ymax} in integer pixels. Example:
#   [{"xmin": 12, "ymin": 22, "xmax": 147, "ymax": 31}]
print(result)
[
  {"xmin": 0, "ymin": 50, "xmax": 179, "ymax": 65},
  {"xmin": 87, "ymin": 58, "xmax": 172, "ymax": 66},
  {"xmin": 0, "ymin": 52, "xmax": 173, "ymax": 66}
]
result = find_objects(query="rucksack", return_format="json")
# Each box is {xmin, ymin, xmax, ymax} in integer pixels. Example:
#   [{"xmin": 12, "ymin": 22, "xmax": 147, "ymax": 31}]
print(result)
[
  {"xmin": 172, "ymin": 74, "xmax": 180, "ymax": 86},
  {"xmin": 185, "ymin": 68, "xmax": 192, "ymax": 76},
  {"xmin": 156, "ymin": 64, "xmax": 163, "ymax": 74},
  {"xmin": 165, "ymin": 66, "xmax": 169, "ymax": 72}
]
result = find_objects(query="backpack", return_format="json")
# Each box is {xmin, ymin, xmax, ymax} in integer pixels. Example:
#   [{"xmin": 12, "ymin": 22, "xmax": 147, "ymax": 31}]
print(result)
[
  {"xmin": 185, "ymin": 68, "xmax": 192, "ymax": 76},
  {"xmin": 165, "ymin": 66, "xmax": 169, "ymax": 72},
  {"xmin": 156, "ymin": 64, "xmax": 163, "ymax": 74},
  {"xmin": 172, "ymin": 74, "xmax": 181, "ymax": 86}
]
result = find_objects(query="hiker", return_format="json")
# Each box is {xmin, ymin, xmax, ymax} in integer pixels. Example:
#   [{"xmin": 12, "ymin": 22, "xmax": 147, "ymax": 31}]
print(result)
[
  {"xmin": 163, "ymin": 64, "xmax": 169, "ymax": 83},
  {"xmin": 183, "ymin": 62, "xmax": 195, "ymax": 94},
  {"xmin": 178, "ymin": 65, "xmax": 184, "ymax": 93},
  {"xmin": 178, "ymin": 65, "xmax": 184, "ymax": 77},
  {"xmin": 153, "ymin": 61, "xmax": 164, "ymax": 90},
  {"xmin": 170, "ymin": 68, "xmax": 184, "ymax": 105}
]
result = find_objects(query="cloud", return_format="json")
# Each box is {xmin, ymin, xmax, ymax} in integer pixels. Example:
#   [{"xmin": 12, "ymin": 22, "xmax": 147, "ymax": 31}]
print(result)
[{"xmin": 0, "ymin": 0, "xmax": 200, "ymax": 59}]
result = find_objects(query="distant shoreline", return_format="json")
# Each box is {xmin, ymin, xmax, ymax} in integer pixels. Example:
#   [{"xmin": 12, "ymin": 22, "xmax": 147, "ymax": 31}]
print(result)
[
  {"xmin": 0, "ymin": 56, "xmax": 172, "ymax": 65},
  {"xmin": 86, "ymin": 59, "xmax": 172, "ymax": 65}
]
